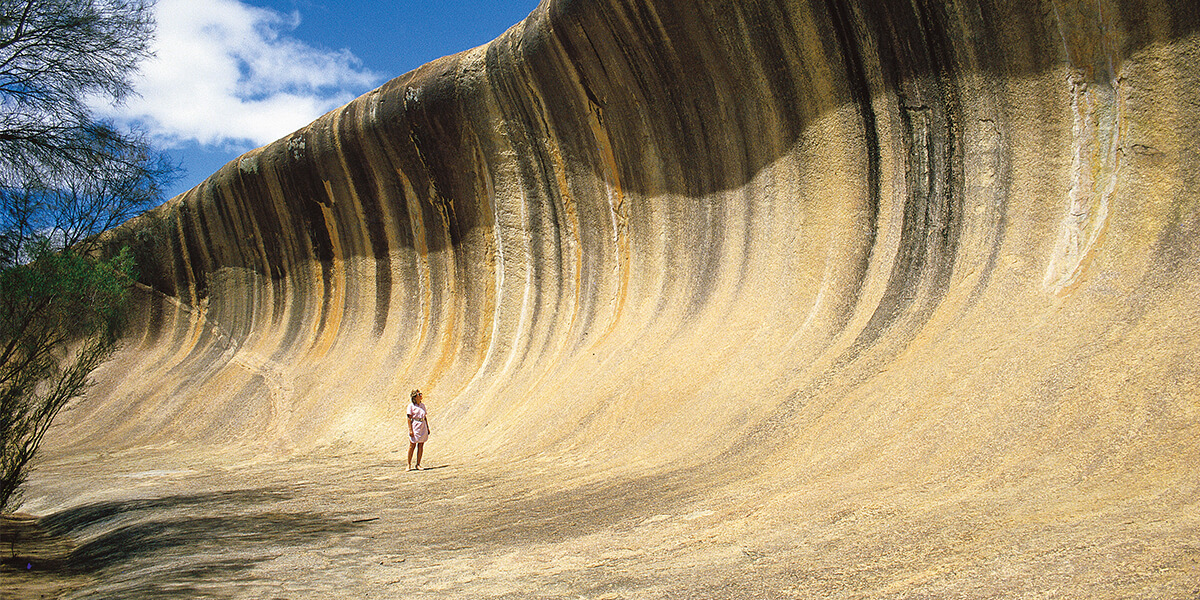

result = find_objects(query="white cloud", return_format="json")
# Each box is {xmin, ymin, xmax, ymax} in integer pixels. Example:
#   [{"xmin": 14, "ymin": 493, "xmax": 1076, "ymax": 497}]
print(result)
[{"xmin": 99, "ymin": 0, "xmax": 380, "ymax": 149}]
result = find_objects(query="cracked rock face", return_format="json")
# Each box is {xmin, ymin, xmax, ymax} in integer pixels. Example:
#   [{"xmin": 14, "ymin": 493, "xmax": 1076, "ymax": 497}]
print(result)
[{"xmin": 27, "ymin": 0, "xmax": 1200, "ymax": 596}]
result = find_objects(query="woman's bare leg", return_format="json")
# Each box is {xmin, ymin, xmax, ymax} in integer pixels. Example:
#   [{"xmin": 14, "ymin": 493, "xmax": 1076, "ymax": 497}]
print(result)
[
  {"xmin": 407, "ymin": 442, "xmax": 416, "ymax": 470},
  {"xmin": 415, "ymin": 443, "xmax": 424, "ymax": 469}
]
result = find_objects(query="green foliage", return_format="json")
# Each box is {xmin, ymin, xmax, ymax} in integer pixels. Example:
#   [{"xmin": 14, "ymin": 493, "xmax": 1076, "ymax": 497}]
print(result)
[
  {"xmin": 0, "ymin": 0, "xmax": 171, "ymax": 513},
  {"xmin": 0, "ymin": 244, "xmax": 136, "ymax": 511}
]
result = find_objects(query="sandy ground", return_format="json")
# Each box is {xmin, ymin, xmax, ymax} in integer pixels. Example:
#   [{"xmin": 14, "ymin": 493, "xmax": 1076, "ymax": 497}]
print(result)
[{"xmin": 3, "ymin": 446, "xmax": 1197, "ymax": 599}]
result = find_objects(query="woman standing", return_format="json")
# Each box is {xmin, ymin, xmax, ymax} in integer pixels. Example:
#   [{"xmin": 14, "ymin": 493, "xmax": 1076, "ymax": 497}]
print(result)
[{"xmin": 406, "ymin": 389, "xmax": 430, "ymax": 471}]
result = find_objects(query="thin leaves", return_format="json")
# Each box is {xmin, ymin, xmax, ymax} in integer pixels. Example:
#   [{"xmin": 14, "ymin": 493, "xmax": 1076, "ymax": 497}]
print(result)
[
  {"xmin": 0, "ymin": 0, "xmax": 170, "ymax": 512},
  {"xmin": 0, "ymin": 247, "xmax": 135, "ymax": 510},
  {"xmin": 0, "ymin": 0, "xmax": 156, "ymax": 189}
]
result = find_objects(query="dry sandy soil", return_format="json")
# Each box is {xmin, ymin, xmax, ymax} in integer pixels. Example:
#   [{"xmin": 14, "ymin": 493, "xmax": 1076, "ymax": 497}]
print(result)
[{"xmin": 3, "ymin": 445, "xmax": 1197, "ymax": 599}]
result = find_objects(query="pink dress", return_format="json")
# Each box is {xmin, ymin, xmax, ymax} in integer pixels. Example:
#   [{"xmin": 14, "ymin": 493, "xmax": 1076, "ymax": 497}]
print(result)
[{"xmin": 407, "ymin": 402, "xmax": 429, "ymax": 443}]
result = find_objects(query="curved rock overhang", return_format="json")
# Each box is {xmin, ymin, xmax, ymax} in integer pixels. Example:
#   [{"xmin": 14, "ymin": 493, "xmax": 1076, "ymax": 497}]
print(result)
[{"xmin": 59, "ymin": 0, "xmax": 1199, "ymax": 510}]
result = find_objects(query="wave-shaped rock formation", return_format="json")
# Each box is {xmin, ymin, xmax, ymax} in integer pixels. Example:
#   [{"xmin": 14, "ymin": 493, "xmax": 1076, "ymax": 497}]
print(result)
[{"xmin": 36, "ymin": 0, "xmax": 1199, "ymax": 595}]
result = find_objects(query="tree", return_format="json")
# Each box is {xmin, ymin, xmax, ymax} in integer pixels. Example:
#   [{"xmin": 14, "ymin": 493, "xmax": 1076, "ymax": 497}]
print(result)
[
  {"xmin": 0, "ymin": 0, "xmax": 156, "ymax": 189},
  {"xmin": 0, "ymin": 246, "xmax": 136, "ymax": 511},
  {"xmin": 0, "ymin": 0, "xmax": 175, "ymax": 511}
]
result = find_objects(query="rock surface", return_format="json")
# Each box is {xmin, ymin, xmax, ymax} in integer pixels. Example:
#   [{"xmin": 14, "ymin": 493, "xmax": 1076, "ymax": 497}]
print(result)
[{"xmin": 7, "ymin": 0, "xmax": 1199, "ymax": 597}]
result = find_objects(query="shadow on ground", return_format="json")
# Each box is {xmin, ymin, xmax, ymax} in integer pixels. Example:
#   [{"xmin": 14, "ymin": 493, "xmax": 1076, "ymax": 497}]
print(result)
[{"xmin": 4, "ymin": 487, "xmax": 367, "ymax": 599}]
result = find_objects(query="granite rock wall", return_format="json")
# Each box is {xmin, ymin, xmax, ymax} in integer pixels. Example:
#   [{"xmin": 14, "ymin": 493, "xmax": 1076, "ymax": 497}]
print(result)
[{"xmin": 61, "ymin": 0, "xmax": 1200, "ymax": 494}]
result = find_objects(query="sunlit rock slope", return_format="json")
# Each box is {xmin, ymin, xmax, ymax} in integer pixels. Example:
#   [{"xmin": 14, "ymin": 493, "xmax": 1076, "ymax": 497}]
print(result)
[{"xmin": 47, "ymin": 0, "xmax": 1198, "ymax": 587}]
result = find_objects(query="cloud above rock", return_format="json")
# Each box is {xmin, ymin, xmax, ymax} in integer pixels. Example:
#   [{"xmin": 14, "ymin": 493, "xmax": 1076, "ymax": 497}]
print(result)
[{"xmin": 99, "ymin": 0, "xmax": 381, "ymax": 149}]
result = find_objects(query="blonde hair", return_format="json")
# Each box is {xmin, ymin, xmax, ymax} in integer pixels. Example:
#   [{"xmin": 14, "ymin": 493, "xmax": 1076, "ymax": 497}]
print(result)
[{"xmin": 410, "ymin": 389, "xmax": 422, "ymax": 401}]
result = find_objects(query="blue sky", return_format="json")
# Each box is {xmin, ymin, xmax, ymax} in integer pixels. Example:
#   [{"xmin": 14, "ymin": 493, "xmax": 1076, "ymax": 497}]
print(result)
[{"xmin": 99, "ymin": 0, "xmax": 540, "ymax": 199}]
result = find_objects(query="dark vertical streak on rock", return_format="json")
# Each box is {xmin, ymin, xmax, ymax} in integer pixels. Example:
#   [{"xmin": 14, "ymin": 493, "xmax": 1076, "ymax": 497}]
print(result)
[
  {"xmin": 175, "ymin": 202, "xmax": 208, "ymax": 305},
  {"xmin": 282, "ymin": 134, "xmax": 336, "ymax": 343},
  {"xmin": 822, "ymin": 0, "xmax": 882, "ymax": 321},
  {"xmin": 843, "ymin": 0, "xmax": 962, "ymax": 360},
  {"xmin": 230, "ymin": 160, "xmax": 289, "ymax": 328},
  {"xmin": 336, "ymin": 99, "xmax": 394, "ymax": 338},
  {"xmin": 958, "ymin": 1, "xmax": 1011, "ymax": 310}
]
